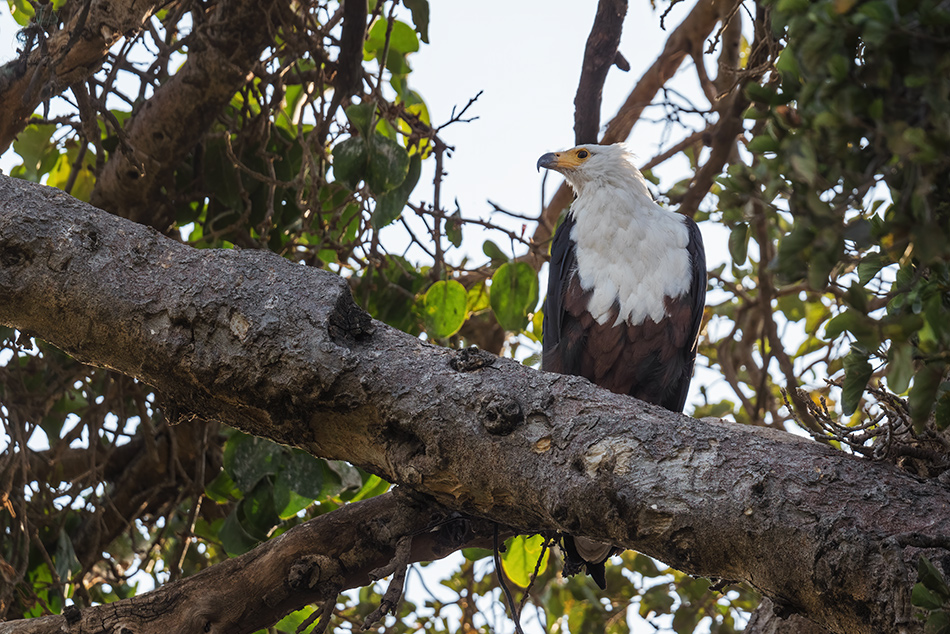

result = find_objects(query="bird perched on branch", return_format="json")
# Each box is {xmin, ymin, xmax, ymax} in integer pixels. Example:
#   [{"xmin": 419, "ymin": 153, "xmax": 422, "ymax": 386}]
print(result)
[{"xmin": 537, "ymin": 143, "xmax": 706, "ymax": 589}]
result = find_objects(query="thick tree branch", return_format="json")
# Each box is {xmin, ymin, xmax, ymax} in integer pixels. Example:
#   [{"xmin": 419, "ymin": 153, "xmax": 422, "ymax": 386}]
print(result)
[
  {"xmin": 88, "ymin": 0, "xmax": 282, "ymax": 231},
  {"xmin": 0, "ymin": 0, "xmax": 159, "ymax": 153},
  {"xmin": 1, "ymin": 176, "xmax": 948, "ymax": 633},
  {"xmin": 573, "ymin": 0, "xmax": 629, "ymax": 146},
  {"xmin": 0, "ymin": 490, "xmax": 502, "ymax": 634}
]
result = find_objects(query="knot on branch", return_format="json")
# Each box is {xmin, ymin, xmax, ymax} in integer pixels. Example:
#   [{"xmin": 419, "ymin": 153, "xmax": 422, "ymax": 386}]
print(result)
[
  {"xmin": 483, "ymin": 397, "xmax": 523, "ymax": 436},
  {"xmin": 287, "ymin": 554, "xmax": 341, "ymax": 591},
  {"xmin": 450, "ymin": 346, "xmax": 494, "ymax": 372},
  {"xmin": 0, "ymin": 241, "xmax": 32, "ymax": 268},
  {"xmin": 63, "ymin": 604, "xmax": 81, "ymax": 625},
  {"xmin": 329, "ymin": 289, "xmax": 375, "ymax": 341}
]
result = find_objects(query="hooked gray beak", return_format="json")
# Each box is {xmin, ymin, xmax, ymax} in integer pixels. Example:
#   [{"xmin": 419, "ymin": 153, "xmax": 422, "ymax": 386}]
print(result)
[{"xmin": 537, "ymin": 152, "xmax": 559, "ymax": 172}]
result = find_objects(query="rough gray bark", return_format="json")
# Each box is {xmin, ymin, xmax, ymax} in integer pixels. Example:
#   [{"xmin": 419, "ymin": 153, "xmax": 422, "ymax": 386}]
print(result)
[{"xmin": 1, "ymin": 175, "xmax": 949, "ymax": 633}]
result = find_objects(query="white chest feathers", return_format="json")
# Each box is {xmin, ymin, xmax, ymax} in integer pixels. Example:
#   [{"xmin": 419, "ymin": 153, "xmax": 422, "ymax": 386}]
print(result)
[{"xmin": 570, "ymin": 186, "xmax": 691, "ymax": 326}]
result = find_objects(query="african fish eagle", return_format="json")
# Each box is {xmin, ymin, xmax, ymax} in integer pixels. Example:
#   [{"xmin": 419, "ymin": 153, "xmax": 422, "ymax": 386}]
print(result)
[{"xmin": 537, "ymin": 143, "xmax": 706, "ymax": 589}]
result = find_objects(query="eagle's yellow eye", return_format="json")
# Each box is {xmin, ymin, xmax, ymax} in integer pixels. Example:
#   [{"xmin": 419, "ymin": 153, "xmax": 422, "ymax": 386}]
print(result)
[{"xmin": 577, "ymin": 150, "xmax": 589, "ymax": 159}]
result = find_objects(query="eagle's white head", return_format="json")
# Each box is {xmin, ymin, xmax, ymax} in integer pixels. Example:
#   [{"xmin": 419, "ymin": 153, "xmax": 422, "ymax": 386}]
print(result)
[{"xmin": 536, "ymin": 143, "xmax": 654, "ymax": 203}]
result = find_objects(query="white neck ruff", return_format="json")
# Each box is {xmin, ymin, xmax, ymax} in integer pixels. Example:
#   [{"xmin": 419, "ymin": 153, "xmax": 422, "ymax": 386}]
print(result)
[{"xmin": 569, "ymin": 181, "xmax": 691, "ymax": 327}]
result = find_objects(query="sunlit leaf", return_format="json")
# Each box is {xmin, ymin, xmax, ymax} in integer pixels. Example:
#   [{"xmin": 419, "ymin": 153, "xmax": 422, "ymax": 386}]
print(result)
[
  {"xmin": 490, "ymin": 262, "xmax": 539, "ymax": 332},
  {"xmin": 501, "ymin": 535, "xmax": 550, "ymax": 588},
  {"xmin": 423, "ymin": 280, "xmax": 467, "ymax": 338}
]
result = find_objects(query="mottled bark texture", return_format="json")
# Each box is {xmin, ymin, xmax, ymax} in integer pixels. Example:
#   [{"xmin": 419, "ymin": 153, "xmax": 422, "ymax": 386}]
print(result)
[{"xmin": 2, "ymin": 175, "xmax": 950, "ymax": 634}]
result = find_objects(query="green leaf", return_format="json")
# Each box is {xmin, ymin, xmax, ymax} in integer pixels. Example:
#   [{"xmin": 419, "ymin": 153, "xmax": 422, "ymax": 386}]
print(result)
[
  {"xmin": 825, "ymin": 309, "xmax": 877, "ymax": 347},
  {"xmin": 501, "ymin": 535, "xmax": 550, "ymax": 588},
  {"xmin": 11, "ymin": 123, "xmax": 57, "ymax": 182},
  {"xmin": 857, "ymin": 254, "xmax": 885, "ymax": 285},
  {"xmin": 920, "ymin": 555, "xmax": 950, "ymax": 599},
  {"xmin": 332, "ymin": 136, "xmax": 369, "ymax": 190},
  {"xmin": 490, "ymin": 262, "xmax": 539, "ymax": 332},
  {"xmin": 219, "ymin": 508, "xmax": 260, "ymax": 555},
  {"xmin": 841, "ymin": 346, "xmax": 872, "ymax": 415},
  {"xmin": 926, "ymin": 611, "xmax": 950, "ymax": 634},
  {"xmin": 223, "ymin": 433, "xmax": 285, "ymax": 492},
  {"xmin": 344, "ymin": 102, "xmax": 375, "ymax": 137},
  {"xmin": 278, "ymin": 450, "xmax": 325, "ymax": 500},
  {"xmin": 403, "ymin": 0, "xmax": 430, "ymax": 43},
  {"xmin": 205, "ymin": 469, "xmax": 241, "ymax": 503},
  {"xmin": 241, "ymin": 480, "xmax": 280, "ymax": 538},
  {"xmin": 10, "ymin": 0, "xmax": 36, "ymax": 25},
  {"xmin": 423, "ymin": 280, "xmax": 467, "ymax": 338},
  {"xmin": 936, "ymin": 393, "xmax": 950, "ymax": 432},
  {"xmin": 747, "ymin": 135, "xmax": 780, "ymax": 154},
  {"xmin": 910, "ymin": 364, "xmax": 946, "ymax": 428},
  {"xmin": 367, "ymin": 135, "xmax": 410, "ymax": 195},
  {"xmin": 886, "ymin": 342, "xmax": 913, "ymax": 394},
  {"xmin": 914, "ymin": 583, "xmax": 946, "ymax": 611},
  {"xmin": 639, "ymin": 583, "xmax": 675, "ymax": 617},
  {"xmin": 483, "ymin": 240, "xmax": 510, "ymax": 264},
  {"xmin": 366, "ymin": 19, "xmax": 420, "ymax": 56},
  {"xmin": 348, "ymin": 474, "xmax": 390, "ymax": 502},
  {"xmin": 729, "ymin": 222, "xmax": 751, "ymax": 265},
  {"xmin": 461, "ymin": 547, "xmax": 492, "ymax": 561},
  {"xmin": 446, "ymin": 208, "xmax": 463, "ymax": 247},
  {"xmin": 372, "ymin": 153, "xmax": 421, "ymax": 229},
  {"xmin": 466, "ymin": 282, "xmax": 490, "ymax": 313}
]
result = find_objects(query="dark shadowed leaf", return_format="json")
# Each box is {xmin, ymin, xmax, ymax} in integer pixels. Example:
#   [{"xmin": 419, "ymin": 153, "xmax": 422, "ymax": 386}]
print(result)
[
  {"xmin": 223, "ymin": 433, "xmax": 285, "ymax": 492},
  {"xmin": 926, "ymin": 611, "xmax": 950, "ymax": 634},
  {"xmin": 841, "ymin": 346, "xmax": 872, "ymax": 415},
  {"xmin": 372, "ymin": 153, "xmax": 421, "ymax": 228},
  {"xmin": 344, "ymin": 102, "xmax": 375, "ymax": 137},
  {"xmin": 919, "ymin": 555, "xmax": 950, "ymax": 599},
  {"xmin": 219, "ymin": 508, "xmax": 259, "ymax": 556},
  {"xmin": 483, "ymin": 240, "xmax": 510, "ymax": 264},
  {"xmin": 886, "ymin": 342, "xmax": 913, "ymax": 394},
  {"xmin": 914, "ymin": 583, "xmax": 946, "ymax": 611},
  {"xmin": 278, "ymin": 449, "xmax": 325, "ymax": 500},
  {"xmin": 936, "ymin": 393, "xmax": 950, "ymax": 432},
  {"xmin": 729, "ymin": 222, "xmax": 750, "ymax": 265},
  {"xmin": 403, "ymin": 0, "xmax": 430, "ymax": 43},
  {"xmin": 332, "ymin": 136, "xmax": 369, "ymax": 190},
  {"xmin": 910, "ymin": 364, "xmax": 946, "ymax": 428},
  {"xmin": 367, "ymin": 135, "xmax": 410, "ymax": 194}
]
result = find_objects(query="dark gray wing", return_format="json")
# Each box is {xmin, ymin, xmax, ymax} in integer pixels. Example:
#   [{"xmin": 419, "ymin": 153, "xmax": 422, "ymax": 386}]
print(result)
[
  {"xmin": 662, "ymin": 215, "xmax": 706, "ymax": 412},
  {"xmin": 541, "ymin": 213, "xmax": 578, "ymax": 373}
]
